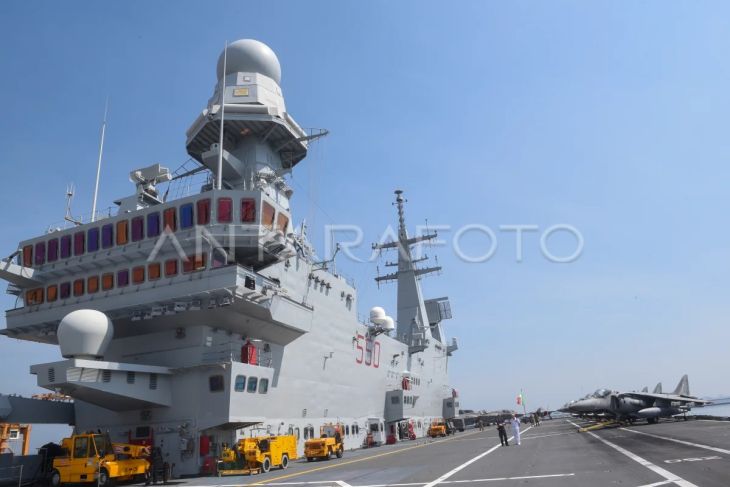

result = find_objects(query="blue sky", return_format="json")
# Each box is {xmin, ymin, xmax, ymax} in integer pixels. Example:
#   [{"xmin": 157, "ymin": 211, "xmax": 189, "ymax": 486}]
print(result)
[{"xmin": 2, "ymin": 1, "xmax": 730, "ymax": 447}]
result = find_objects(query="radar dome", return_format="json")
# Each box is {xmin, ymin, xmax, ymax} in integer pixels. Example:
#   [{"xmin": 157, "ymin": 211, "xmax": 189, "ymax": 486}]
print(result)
[
  {"xmin": 382, "ymin": 316, "xmax": 395, "ymax": 331},
  {"xmin": 57, "ymin": 310, "xmax": 113, "ymax": 359},
  {"xmin": 217, "ymin": 39, "xmax": 281, "ymax": 85},
  {"xmin": 369, "ymin": 306, "xmax": 386, "ymax": 323}
]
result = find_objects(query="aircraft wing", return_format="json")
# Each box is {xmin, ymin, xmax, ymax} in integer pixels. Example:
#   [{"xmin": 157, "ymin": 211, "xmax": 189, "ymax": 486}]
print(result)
[{"xmin": 619, "ymin": 392, "xmax": 712, "ymax": 404}]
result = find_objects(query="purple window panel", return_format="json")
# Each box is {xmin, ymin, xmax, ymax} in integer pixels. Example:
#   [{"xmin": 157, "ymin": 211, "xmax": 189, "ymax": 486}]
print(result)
[
  {"xmin": 117, "ymin": 269, "xmax": 129, "ymax": 287},
  {"xmin": 34, "ymin": 242, "xmax": 46, "ymax": 266},
  {"xmin": 147, "ymin": 212, "xmax": 160, "ymax": 238},
  {"xmin": 101, "ymin": 224, "xmax": 114, "ymax": 249},
  {"xmin": 59, "ymin": 282, "xmax": 71, "ymax": 299},
  {"xmin": 131, "ymin": 217, "xmax": 144, "ymax": 242},
  {"xmin": 60, "ymin": 236, "xmax": 71, "ymax": 259},
  {"xmin": 87, "ymin": 228, "xmax": 100, "ymax": 252},
  {"xmin": 47, "ymin": 239, "xmax": 59, "ymax": 262}
]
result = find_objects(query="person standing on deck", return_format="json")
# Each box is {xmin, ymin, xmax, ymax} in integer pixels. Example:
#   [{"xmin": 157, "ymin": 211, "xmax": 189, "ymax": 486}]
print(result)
[
  {"xmin": 497, "ymin": 420, "xmax": 509, "ymax": 446},
  {"xmin": 510, "ymin": 414, "xmax": 521, "ymax": 445}
]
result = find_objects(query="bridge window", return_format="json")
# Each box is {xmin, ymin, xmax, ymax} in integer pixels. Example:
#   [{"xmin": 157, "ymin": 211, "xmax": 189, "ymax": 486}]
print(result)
[
  {"xmin": 164, "ymin": 259, "xmax": 178, "ymax": 277},
  {"xmin": 132, "ymin": 266, "xmax": 145, "ymax": 285},
  {"xmin": 59, "ymin": 282, "xmax": 71, "ymax": 299},
  {"xmin": 182, "ymin": 253, "xmax": 206, "ymax": 273},
  {"xmin": 73, "ymin": 232, "xmax": 85, "ymax": 256},
  {"xmin": 148, "ymin": 262, "xmax": 161, "ymax": 281},
  {"xmin": 180, "ymin": 203, "xmax": 194, "ymax": 229},
  {"xmin": 197, "ymin": 199, "xmax": 211, "ymax": 225},
  {"xmin": 259, "ymin": 378, "xmax": 269, "ymax": 394},
  {"xmin": 25, "ymin": 288, "xmax": 44, "ymax": 305},
  {"xmin": 60, "ymin": 235, "xmax": 71, "ymax": 259},
  {"xmin": 47, "ymin": 239, "xmax": 58, "ymax": 262},
  {"xmin": 276, "ymin": 213, "xmax": 289, "ymax": 233},
  {"xmin": 147, "ymin": 212, "xmax": 160, "ymax": 238},
  {"xmin": 88, "ymin": 276, "xmax": 99, "ymax": 294},
  {"xmin": 22, "ymin": 245, "xmax": 33, "ymax": 267},
  {"xmin": 131, "ymin": 217, "xmax": 144, "ymax": 242},
  {"xmin": 73, "ymin": 279, "xmax": 85, "ymax": 297},
  {"xmin": 116, "ymin": 220, "xmax": 129, "ymax": 245},
  {"xmin": 101, "ymin": 273, "xmax": 114, "ymax": 291},
  {"xmin": 247, "ymin": 377, "xmax": 258, "ymax": 393},
  {"xmin": 262, "ymin": 202, "xmax": 275, "ymax": 230},
  {"xmin": 241, "ymin": 198, "xmax": 256, "ymax": 223},
  {"xmin": 34, "ymin": 242, "xmax": 45, "ymax": 266},
  {"xmin": 47, "ymin": 285, "xmax": 58, "ymax": 302},
  {"xmin": 234, "ymin": 375, "xmax": 246, "ymax": 392},
  {"xmin": 163, "ymin": 207, "xmax": 177, "ymax": 232},
  {"xmin": 117, "ymin": 269, "xmax": 129, "ymax": 287},
  {"xmin": 217, "ymin": 198, "xmax": 233, "ymax": 223},
  {"xmin": 87, "ymin": 228, "xmax": 99, "ymax": 252},
  {"xmin": 127, "ymin": 372, "xmax": 135, "ymax": 384},
  {"xmin": 101, "ymin": 224, "xmax": 114, "ymax": 249},
  {"xmin": 209, "ymin": 375, "xmax": 224, "ymax": 392}
]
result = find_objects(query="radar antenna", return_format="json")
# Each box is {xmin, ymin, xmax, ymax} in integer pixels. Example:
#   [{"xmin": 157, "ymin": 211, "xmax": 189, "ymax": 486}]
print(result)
[
  {"xmin": 90, "ymin": 98, "xmax": 108, "ymax": 222},
  {"xmin": 64, "ymin": 184, "xmax": 81, "ymax": 226}
]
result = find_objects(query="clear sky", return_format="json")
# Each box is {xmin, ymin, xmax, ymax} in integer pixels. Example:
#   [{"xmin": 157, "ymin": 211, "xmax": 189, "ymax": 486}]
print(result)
[{"xmin": 2, "ymin": 1, "xmax": 730, "ymax": 448}]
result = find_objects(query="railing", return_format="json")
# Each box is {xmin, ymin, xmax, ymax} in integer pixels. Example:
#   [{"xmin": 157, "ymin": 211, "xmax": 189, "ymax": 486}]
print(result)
[{"xmin": 201, "ymin": 341, "xmax": 274, "ymax": 367}]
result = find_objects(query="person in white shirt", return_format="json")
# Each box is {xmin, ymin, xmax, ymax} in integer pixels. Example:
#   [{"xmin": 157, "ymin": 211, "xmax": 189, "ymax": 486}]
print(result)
[{"xmin": 510, "ymin": 414, "xmax": 521, "ymax": 446}]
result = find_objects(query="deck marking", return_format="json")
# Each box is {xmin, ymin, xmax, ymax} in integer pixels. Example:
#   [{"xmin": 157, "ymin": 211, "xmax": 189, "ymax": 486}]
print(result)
[
  {"xmin": 521, "ymin": 432, "xmax": 573, "ymax": 440},
  {"xmin": 247, "ymin": 429, "xmax": 484, "ymax": 485},
  {"xmin": 636, "ymin": 481, "xmax": 673, "ymax": 487},
  {"xmin": 234, "ymin": 473, "xmax": 575, "ymax": 487},
  {"xmin": 566, "ymin": 420, "xmax": 698, "ymax": 487},
  {"xmin": 420, "ymin": 426, "xmax": 533, "ymax": 487},
  {"xmin": 622, "ymin": 428, "xmax": 730, "ymax": 455}
]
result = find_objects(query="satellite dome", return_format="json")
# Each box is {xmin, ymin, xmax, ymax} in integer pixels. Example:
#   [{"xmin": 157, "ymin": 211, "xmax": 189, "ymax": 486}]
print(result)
[
  {"xmin": 217, "ymin": 39, "xmax": 281, "ymax": 85},
  {"xmin": 370, "ymin": 306, "xmax": 386, "ymax": 322},
  {"xmin": 57, "ymin": 310, "xmax": 114, "ymax": 359}
]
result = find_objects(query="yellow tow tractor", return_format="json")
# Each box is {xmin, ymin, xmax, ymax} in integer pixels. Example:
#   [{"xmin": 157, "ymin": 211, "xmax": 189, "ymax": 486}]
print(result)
[
  {"xmin": 217, "ymin": 435, "xmax": 297, "ymax": 475},
  {"xmin": 427, "ymin": 420, "xmax": 448, "ymax": 438},
  {"xmin": 49, "ymin": 433, "xmax": 150, "ymax": 487},
  {"xmin": 304, "ymin": 423, "xmax": 344, "ymax": 462}
]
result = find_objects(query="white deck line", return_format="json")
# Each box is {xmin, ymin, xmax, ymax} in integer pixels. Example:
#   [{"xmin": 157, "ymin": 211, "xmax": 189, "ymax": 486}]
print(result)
[
  {"xmin": 566, "ymin": 420, "xmax": 698, "ymax": 487},
  {"xmin": 622, "ymin": 427, "xmax": 730, "ymax": 455},
  {"xmin": 420, "ymin": 426, "xmax": 533, "ymax": 487}
]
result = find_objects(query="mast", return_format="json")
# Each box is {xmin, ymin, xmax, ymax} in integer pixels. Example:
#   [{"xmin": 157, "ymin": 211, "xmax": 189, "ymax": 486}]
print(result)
[
  {"xmin": 216, "ymin": 41, "xmax": 227, "ymax": 191},
  {"xmin": 373, "ymin": 190, "xmax": 441, "ymax": 353},
  {"xmin": 90, "ymin": 98, "xmax": 108, "ymax": 223}
]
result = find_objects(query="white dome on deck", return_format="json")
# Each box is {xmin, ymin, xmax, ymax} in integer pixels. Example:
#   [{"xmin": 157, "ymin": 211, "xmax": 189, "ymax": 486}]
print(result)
[
  {"xmin": 57, "ymin": 310, "xmax": 113, "ymax": 359},
  {"xmin": 217, "ymin": 39, "xmax": 282, "ymax": 85}
]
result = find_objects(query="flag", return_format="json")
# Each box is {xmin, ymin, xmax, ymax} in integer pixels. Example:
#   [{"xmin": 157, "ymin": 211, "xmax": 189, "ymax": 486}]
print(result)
[{"xmin": 516, "ymin": 394, "xmax": 522, "ymax": 405}]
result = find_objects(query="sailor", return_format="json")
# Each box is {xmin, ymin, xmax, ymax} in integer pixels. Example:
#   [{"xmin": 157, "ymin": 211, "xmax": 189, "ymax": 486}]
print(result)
[
  {"xmin": 510, "ymin": 414, "xmax": 521, "ymax": 446},
  {"xmin": 496, "ymin": 421, "xmax": 509, "ymax": 446}
]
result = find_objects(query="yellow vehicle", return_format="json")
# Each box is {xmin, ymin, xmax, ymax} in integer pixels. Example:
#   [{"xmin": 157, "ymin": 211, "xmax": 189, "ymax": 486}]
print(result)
[
  {"xmin": 50, "ymin": 433, "xmax": 150, "ymax": 487},
  {"xmin": 427, "ymin": 420, "xmax": 447, "ymax": 438},
  {"xmin": 217, "ymin": 435, "xmax": 297, "ymax": 475},
  {"xmin": 304, "ymin": 424, "xmax": 344, "ymax": 462}
]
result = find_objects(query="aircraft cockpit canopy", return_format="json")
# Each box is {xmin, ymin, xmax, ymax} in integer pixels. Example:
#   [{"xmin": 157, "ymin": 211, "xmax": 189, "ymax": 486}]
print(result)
[{"xmin": 593, "ymin": 389, "xmax": 611, "ymax": 398}]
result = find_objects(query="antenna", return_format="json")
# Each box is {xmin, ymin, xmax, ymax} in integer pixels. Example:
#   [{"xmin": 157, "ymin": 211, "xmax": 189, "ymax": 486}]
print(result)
[
  {"xmin": 65, "ymin": 184, "xmax": 81, "ymax": 226},
  {"xmin": 91, "ymin": 97, "xmax": 109, "ymax": 223},
  {"xmin": 216, "ymin": 41, "xmax": 228, "ymax": 191}
]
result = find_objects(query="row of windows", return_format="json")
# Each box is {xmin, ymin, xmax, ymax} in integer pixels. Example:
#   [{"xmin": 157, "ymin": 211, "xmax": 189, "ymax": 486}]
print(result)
[
  {"xmin": 21, "ymin": 197, "xmax": 289, "ymax": 267},
  {"xmin": 209, "ymin": 374, "xmax": 270, "ymax": 394},
  {"xmin": 24, "ymin": 254, "xmax": 207, "ymax": 306}
]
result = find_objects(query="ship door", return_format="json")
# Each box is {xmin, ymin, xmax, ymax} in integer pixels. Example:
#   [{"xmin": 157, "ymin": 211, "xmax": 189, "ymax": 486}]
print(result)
[{"xmin": 368, "ymin": 419, "xmax": 384, "ymax": 444}]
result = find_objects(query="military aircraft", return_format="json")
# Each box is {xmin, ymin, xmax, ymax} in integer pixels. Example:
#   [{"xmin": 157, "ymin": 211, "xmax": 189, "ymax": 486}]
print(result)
[{"xmin": 559, "ymin": 375, "xmax": 710, "ymax": 424}]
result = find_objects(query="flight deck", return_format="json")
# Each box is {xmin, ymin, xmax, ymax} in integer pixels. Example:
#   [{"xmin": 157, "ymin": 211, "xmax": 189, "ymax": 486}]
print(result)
[{"xmin": 168, "ymin": 419, "xmax": 730, "ymax": 487}]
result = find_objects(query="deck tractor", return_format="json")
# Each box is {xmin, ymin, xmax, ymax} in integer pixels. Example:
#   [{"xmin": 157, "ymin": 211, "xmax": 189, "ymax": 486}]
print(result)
[
  {"xmin": 304, "ymin": 423, "xmax": 344, "ymax": 462},
  {"xmin": 217, "ymin": 435, "xmax": 298, "ymax": 475}
]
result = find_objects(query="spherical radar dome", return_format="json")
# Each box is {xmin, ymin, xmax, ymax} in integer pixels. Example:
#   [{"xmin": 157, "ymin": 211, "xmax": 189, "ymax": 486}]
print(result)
[
  {"xmin": 217, "ymin": 39, "xmax": 281, "ymax": 85},
  {"xmin": 57, "ymin": 309, "xmax": 114, "ymax": 359}
]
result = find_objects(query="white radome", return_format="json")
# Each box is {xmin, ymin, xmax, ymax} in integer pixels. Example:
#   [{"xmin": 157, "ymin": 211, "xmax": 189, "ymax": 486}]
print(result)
[
  {"xmin": 369, "ymin": 306, "xmax": 386, "ymax": 322},
  {"xmin": 217, "ymin": 39, "xmax": 282, "ymax": 85},
  {"xmin": 57, "ymin": 310, "xmax": 114, "ymax": 359}
]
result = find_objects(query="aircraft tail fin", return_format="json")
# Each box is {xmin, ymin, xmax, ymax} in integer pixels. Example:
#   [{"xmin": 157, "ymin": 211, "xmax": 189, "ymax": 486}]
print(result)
[
  {"xmin": 641, "ymin": 386, "xmax": 648, "ymax": 393},
  {"xmin": 653, "ymin": 382, "xmax": 662, "ymax": 394},
  {"xmin": 673, "ymin": 375, "xmax": 689, "ymax": 396}
]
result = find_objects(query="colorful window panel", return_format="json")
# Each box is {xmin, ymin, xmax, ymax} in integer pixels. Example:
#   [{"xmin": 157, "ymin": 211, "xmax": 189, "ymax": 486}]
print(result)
[
  {"xmin": 262, "ymin": 202, "xmax": 275, "ymax": 230},
  {"xmin": 217, "ymin": 198, "xmax": 233, "ymax": 223},
  {"xmin": 60, "ymin": 236, "xmax": 71, "ymax": 259},
  {"xmin": 87, "ymin": 276, "xmax": 99, "ymax": 294},
  {"xmin": 47, "ymin": 239, "xmax": 59, "ymax": 262},
  {"xmin": 47, "ymin": 285, "xmax": 58, "ymax": 302},
  {"xmin": 276, "ymin": 212, "xmax": 290, "ymax": 233},
  {"xmin": 131, "ymin": 217, "xmax": 144, "ymax": 242},
  {"xmin": 116, "ymin": 220, "xmax": 129, "ymax": 245},
  {"xmin": 241, "ymin": 198, "xmax": 256, "ymax": 223},
  {"xmin": 34, "ymin": 241, "xmax": 46, "ymax": 266},
  {"xmin": 22, "ymin": 245, "xmax": 33, "ymax": 267},
  {"xmin": 197, "ymin": 199, "xmax": 211, "ymax": 225},
  {"xmin": 25, "ymin": 288, "xmax": 44, "ymax": 305},
  {"xmin": 117, "ymin": 269, "xmax": 130, "ymax": 287},
  {"xmin": 164, "ymin": 259, "xmax": 178, "ymax": 277},
  {"xmin": 148, "ymin": 262, "xmax": 161, "ymax": 281},
  {"xmin": 59, "ymin": 282, "xmax": 71, "ymax": 299},
  {"xmin": 147, "ymin": 212, "xmax": 160, "ymax": 238},
  {"xmin": 101, "ymin": 224, "xmax": 114, "ymax": 249},
  {"xmin": 87, "ymin": 228, "xmax": 100, "ymax": 252},
  {"xmin": 180, "ymin": 203, "xmax": 194, "ymax": 229},
  {"xmin": 182, "ymin": 253, "xmax": 206, "ymax": 273},
  {"xmin": 101, "ymin": 273, "xmax": 114, "ymax": 291},
  {"xmin": 73, "ymin": 232, "xmax": 85, "ymax": 256},
  {"xmin": 132, "ymin": 266, "xmax": 145, "ymax": 284},
  {"xmin": 163, "ymin": 208, "xmax": 177, "ymax": 232},
  {"xmin": 73, "ymin": 279, "xmax": 85, "ymax": 297}
]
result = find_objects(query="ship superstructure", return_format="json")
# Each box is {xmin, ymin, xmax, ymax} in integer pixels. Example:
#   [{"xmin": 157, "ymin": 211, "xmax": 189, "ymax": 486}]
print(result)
[{"xmin": 0, "ymin": 39, "xmax": 458, "ymax": 476}]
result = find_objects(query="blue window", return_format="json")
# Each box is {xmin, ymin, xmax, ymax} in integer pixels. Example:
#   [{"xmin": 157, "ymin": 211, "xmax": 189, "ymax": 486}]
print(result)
[
  {"xmin": 180, "ymin": 203, "xmax": 194, "ymax": 229},
  {"xmin": 234, "ymin": 375, "xmax": 246, "ymax": 392},
  {"xmin": 247, "ymin": 376, "xmax": 258, "ymax": 393},
  {"xmin": 87, "ymin": 228, "xmax": 100, "ymax": 252},
  {"xmin": 101, "ymin": 224, "xmax": 114, "ymax": 249},
  {"xmin": 147, "ymin": 212, "xmax": 160, "ymax": 238}
]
